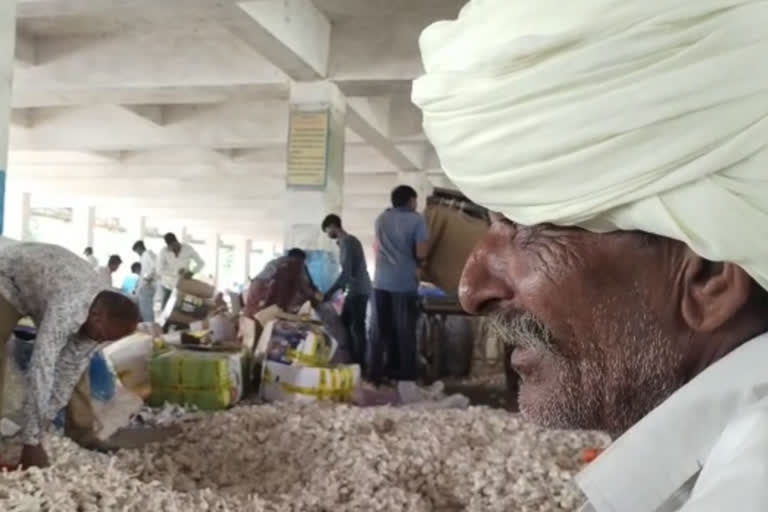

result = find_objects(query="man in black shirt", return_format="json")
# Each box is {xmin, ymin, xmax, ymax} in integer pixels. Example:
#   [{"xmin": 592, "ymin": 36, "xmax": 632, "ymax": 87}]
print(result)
[{"xmin": 322, "ymin": 214, "xmax": 372, "ymax": 371}]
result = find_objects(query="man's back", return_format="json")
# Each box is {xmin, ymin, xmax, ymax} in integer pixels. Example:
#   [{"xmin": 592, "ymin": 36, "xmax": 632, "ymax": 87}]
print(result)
[
  {"xmin": 0, "ymin": 242, "xmax": 103, "ymax": 324},
  {"xmin": 374, "ymin": 207, "xmax": 428, "ymax": 293}
]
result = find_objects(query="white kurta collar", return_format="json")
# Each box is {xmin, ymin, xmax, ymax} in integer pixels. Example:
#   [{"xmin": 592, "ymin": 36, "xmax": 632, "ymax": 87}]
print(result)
[{"xmin": 576, "ymin": 332, "xmax": 768, "ymax": 512}]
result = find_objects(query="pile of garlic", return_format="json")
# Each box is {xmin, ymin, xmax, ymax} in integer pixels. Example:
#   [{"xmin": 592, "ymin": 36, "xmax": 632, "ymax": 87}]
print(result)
[{"xmin": 0, "ymin": 404, "xmax": 608, "ymax": 511}]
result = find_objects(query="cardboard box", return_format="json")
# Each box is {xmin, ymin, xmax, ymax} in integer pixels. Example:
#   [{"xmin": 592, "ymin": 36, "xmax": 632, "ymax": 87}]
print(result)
[
  {"xmin": 259, "ymin": 317, "xmax": 335, "ymax": 367},
  {"xmin": 260, "ymin": 361, "xmax": 360, "ymax": 404},
  {"xmin": 177, "ymin": 278, "xmax": 215, "ymax": 299},
  {"xmin": 174, "ymin": 292, "xmax": 211, "ymax": 319},
  {"xmin": 149, "ymin": 349, "xmax": 246, "ymax": 410}
]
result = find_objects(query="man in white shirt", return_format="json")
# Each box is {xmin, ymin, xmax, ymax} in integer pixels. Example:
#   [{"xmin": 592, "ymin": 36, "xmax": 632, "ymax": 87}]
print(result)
[
  {"xmin": 96, "ymin": 254, "xmax": 122, "ymax": 288},
  {"xmin": 413, "ymin": 1, "xmax": 768, "ymax": 509},
  {"xmin": 83, "ymin": 247, "xmax": 98, "ymax": 269},
  {"xmin": 156, "ymin": 232, "xmax": 204, "ymax": 308},
  {"xmin": 132, "ymin": 241, "xmax": 157, "ymax": 323}
]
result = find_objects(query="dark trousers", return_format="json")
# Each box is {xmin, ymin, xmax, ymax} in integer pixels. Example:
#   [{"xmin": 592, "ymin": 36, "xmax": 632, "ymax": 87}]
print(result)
[
  {"xmin": 342, "ymin": 294, "xmax": 369, "ymax": 371},
  {"xmin": 368, "ymin": 289, "xmax": 419, "ymax": 384}
]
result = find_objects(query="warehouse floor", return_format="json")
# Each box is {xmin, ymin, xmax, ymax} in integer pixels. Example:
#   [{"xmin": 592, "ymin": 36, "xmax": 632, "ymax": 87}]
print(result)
[{"xmin": 109, "ymin": 369, "xmax": 515, "ymax": 452}]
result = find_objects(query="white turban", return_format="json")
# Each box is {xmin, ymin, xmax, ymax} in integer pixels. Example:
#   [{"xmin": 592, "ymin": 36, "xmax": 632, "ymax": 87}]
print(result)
[{"xmin": 412, "ymin": 0, "xmax": 768, "ymax": 288}]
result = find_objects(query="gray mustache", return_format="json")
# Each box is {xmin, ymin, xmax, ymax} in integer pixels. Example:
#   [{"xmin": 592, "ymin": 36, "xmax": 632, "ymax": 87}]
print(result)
[{"xmin": 486, "ymin": 311, "xmax": 557, "ymax": 353}]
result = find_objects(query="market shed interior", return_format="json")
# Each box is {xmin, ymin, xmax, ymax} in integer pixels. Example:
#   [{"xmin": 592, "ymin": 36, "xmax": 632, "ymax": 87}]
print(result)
[{"xmin": 0, "ymin": 2, "xmax": 606, "ymax": 511}]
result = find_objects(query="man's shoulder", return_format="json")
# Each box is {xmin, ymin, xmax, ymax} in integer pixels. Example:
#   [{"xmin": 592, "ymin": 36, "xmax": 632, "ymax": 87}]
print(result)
[
  {"xmin": 377, "ymin": 208, "xmax": 422, "ymax": 224},
  {"xmin": 344, "ymin": 234, "xmax": 363, "ymax": 247},
  {"xmin": 395, "ymin": 208, "xmax": 424, "ymax": 223},
  {"xmin": 687, "ymin": 399, "xmax": 768, "ymax": 509},
  {"xmin": 375, "ymin": 208, "xmax": 392, "ymax": 223}
]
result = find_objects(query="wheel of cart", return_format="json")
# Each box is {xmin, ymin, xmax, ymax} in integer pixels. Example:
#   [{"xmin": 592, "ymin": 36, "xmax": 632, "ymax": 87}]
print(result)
[
  {"xmin": 418, "ymin": 296, "xmax": 475, "ymax": 382},
  {"xmin": 417, "ymin": 309, "xmax": 444, "ymax": 383}
]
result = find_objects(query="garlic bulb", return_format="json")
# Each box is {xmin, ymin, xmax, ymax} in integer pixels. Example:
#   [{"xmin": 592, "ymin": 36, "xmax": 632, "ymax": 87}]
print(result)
[{"xmin": 0, "ymin": 403, "xmax": 608, "ymax": 511}]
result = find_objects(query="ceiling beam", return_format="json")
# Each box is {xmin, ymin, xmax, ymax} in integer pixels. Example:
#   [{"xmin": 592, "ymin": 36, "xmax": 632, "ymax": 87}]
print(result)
[
  {"xmin": 122, "ymin": 105, "xmax": 166, "ymax": 126},
  {"xmin": 12, "ymin": 83, "xmax": 288, "ymax": 109},
  {"xmin": 10, "ymin": 102, "xmax": 289, "ymax": 151},
  {"xmin": 11, "ymin": 175, "xmax": 284, "ymax": 199},
  {"xmin": 10, "ymin": 109, "xmax": 33, "ymax": 129},
  {"xmin": 15, "ymin": 32, "xmax": 36, "ymax": 68},
  {"xmin": 15, "ymin": 0, "xmax": 465, "ymax": 19},
  {"xmin": 15, "ymin": 0, "xmax": 243, "ymax": 18},
  {"xmin": 228, "ymin": 0, "xmax": 331, "ymax": 80},
  {"xmin": 346, "ymin": 97, "xmax": 422, "ymax": 172}
]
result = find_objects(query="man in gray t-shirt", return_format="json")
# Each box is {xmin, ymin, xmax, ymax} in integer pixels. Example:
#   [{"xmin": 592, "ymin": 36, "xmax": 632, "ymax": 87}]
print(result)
[
  {"xmin": 369, "ymin": 186, "xmax": 429, "ymax": 385},
  {"xmin": 322, "ymin": 215, "xmax": 372, "ymax": 370}
]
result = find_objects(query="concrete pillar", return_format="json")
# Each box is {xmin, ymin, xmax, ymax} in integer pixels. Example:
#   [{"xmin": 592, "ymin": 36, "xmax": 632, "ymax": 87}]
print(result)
[
  {"xmin": 397, "ymin": 170, "xmax": 433, "ymax": 212},
  {"xmin": 244, "ymin": 239, "xmax": 253, "ymax": 281},
  {"xmin": 230, "ymin": 236, "xmax": 250, "ymax": 286},
  {"xmin": 3, "ymin": 191, "xmax": 30, "ymax": 241},
  {"xmin": 211, "ymin": 233, "xmax": 221, "ymax": 289},
  {"xmin": 72, "ymin": 206, "xmax": 96, "ymax": 253},
  {"xmin": 283, "ymin": 82, "xmax": 345, "ymax": 292},
  {"xmin": 126, "ymin": 215, "xmax": 147, "ymax": 244},
  {"xmin": 284, "ymin": 81, "xmax": 345, "ymax": 252},
  {"xmin": 0, "ymin": 1, "xmax": 17, "ymax": 235}
]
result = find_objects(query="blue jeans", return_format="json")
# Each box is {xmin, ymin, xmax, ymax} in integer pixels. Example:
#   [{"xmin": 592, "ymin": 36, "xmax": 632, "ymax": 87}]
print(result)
[{"xmin": 137, "ymin": 282, "xmax": 156, "ymax": 323}]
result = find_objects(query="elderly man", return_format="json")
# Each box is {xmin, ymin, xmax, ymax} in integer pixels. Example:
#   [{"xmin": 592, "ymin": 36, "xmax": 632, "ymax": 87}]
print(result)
[
  {"xmin": 413, "ymin": 1, "xmax": 768, "ymax": 510},
  {"xmin": 0, "ymin": 242, "xmax": 139, "ymax": 468}
]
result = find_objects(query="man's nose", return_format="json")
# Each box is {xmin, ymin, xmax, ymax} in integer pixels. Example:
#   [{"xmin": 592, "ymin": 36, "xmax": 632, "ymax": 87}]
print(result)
[{"xmin": 459, "ymin": 233, "xmax": 515, "ymax": 315}]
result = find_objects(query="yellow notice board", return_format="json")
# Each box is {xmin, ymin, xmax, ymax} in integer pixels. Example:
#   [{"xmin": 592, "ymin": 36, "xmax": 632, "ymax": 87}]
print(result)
[{"xmin": 286, "ymin": 109, "xmax": 330, "ymax": 188}]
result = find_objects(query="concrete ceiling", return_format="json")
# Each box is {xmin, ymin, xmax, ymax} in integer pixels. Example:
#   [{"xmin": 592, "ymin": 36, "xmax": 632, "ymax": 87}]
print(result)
[{"xmin": 8, "ymin": 0, "xmax": 462, "ymax": 246}]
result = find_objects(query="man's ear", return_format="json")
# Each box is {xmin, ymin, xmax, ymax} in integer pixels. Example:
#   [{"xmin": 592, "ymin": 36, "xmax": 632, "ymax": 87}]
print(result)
[{"xmin": 679, "ymin": 250, "xmax": 752, "ymax": 332}]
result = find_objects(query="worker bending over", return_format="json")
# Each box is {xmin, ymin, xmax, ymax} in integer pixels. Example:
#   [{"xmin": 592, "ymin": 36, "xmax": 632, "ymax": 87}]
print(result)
[
  {"xmin": 97, "ymin": 254, "xmax": 122, "ymax": 288},
  {"xmin": 244, "ymin": 248, "xmax": 322, "ymax": 317},
  {"xmin": 157, "ymin": 232, "xmax": 204, "ymax": 309},
  {"xmin": 0, "ymin": 242, "xmax": 139, "ymax": 468}
]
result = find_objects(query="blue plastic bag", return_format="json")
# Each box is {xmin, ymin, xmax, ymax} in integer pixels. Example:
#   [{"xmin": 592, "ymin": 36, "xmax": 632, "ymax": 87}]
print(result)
[
  {"xmin": 88, "ymin": 352, "xmax": 116, "ymax": 402},
  {"xmin": 304, "ymin": 250, "xmax": 340, "ymax": 293}
]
